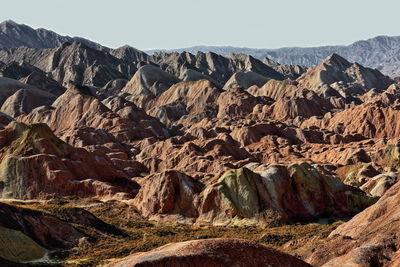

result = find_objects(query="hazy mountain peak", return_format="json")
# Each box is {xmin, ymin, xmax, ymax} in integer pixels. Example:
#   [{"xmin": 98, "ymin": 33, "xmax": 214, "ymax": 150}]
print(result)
[
  {"xmin": 1, "ymin": 19, "xmax": 18, "ymax": 26},
  {"xmin": 0, "ymin": 20, "xmax": 107, "ymax": 51},
  {"xmin": 323, "ymin": 53, "xmax": 351, "ymax": 68},
  {"xmin": 146, "ymin": 35, "xmax": 400, "ymax": 77},
  {"xmin": 2, "ymin": 21, "xmax": 400, "ymax": 77}
]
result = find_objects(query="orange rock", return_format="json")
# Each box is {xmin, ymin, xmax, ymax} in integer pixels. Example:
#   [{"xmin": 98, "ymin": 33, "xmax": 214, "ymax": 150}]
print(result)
[
  {"xmin": 106, "ymin": 238, "xmax": 312, "ymax": 267},
  {"xmin": 308, "ymin": 180, "xmax": 400, "ymax": 266},
  {"xmin": 0, "ymin": 122, "xmax": 141, "ymax": 200}
]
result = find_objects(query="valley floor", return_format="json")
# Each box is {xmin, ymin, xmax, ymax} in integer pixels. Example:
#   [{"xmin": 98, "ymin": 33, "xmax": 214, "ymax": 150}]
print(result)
[{"xmin": 4, "ymin": 198, "xmax": 342, "ymax": 266}]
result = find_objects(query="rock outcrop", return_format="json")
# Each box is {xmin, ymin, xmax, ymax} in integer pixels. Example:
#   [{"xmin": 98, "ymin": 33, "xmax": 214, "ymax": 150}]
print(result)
[
  {"xmin": 0, "ymin": 88, "xmax": 56, "ymax": 117},
  {"xmin": 20, "ymin": 84, "xmax": 169, "ymax": 146},
  {"xmin": 147, "ymin": 79, "xmax": 221, "ymax": 126},
  {"xmin": 0, "ymin": 226, "xmax": 45, "ymax": 263},
  {"xmin": 247, "ymin": 79, "xmax": 299, "ymax": 99},
  {"xmin": 223, "ymin": 71, "xmax": 269, "ymax": 90},
  {"xmin": 133, "ymin": 170, "xmax": 202, "ymax": 220},
  {"xmin": 0, "ymin": 20, "xmax": 106, "ymax": 50},
  {"xmin": 0, "ymin": 42, "xmax": 136, "ymax": 87},
  {"xmin": 0, "ymin": 122, "xmax": 141, "ymax": 200},
  {"xmin": 308, "ymin": 179, "xmax": 400, "ymax": 266},
  {"xmin": 133, "ymin": 163, "xmax": 376, "ymax": 226},
  {"xmin": 106, "ymin": 238, "xmax": 312, "ymax": 267},
  {"xmin": 302, "ymin": 102, "xmax": 400, "ymax": 139},
  {"xmin": 198, "ymin": 164, "xmax": 376, "ymax": 225},
  {"xmin": 0, "ymin": 202, "xmax": 84, "ymax": 250},
  {"xmin": 297, "ymin": 54, "xmax": 393, "ymax": 93}
]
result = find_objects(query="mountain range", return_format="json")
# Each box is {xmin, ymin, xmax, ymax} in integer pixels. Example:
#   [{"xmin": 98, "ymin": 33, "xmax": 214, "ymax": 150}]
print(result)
[
  {"xmin": 0, "ymin": 20, "xmax": 106, "ymax": 51},
  {"xmin": 1, "ymin": 19, "xmax": 400, "ymax": 266},
  {"xmin": 147, "ymin": 36, "xmax": 400, "ymax": 77},
  {"xmin": 2, "ymin": 20, "xmax": 400, "ymax": 77}
]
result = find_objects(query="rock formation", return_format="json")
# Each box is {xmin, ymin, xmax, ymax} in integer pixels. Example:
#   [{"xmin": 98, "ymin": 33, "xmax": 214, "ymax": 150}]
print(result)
[
  {"xmin": 297, "ymin": 54, "xmax": 393, "ymax": 94},
  {"xmin": 0, "ymin": 42, "xmax": 136, "ymax": 87},
  {"xmin": 0, "ymin": 21, "xmax": 399, "ymax": 266},
  {"xmin": 308, "ymin": 179, "xmax": 400, "ymax": 266},
  {"xmin": 122, "ymin": 64, "xmax": 180, "ymax": 100},
  {"xmin": 223, "ymin": 71, "xmax": 270, "ymax": 90},
  {"xmin": 106, "ymin": 238, "xmax": 312, "ymax": 267},
  {"xmin": 0, "ymin": 122, "xmax": 141, "ymax": 200},
  {"xmin": 0, "ymin": 20, "xmax": 106, "ymax": 50},
  {"xmin": 132, "ymin": 163, "xmax": 375, "ymax": 226}
]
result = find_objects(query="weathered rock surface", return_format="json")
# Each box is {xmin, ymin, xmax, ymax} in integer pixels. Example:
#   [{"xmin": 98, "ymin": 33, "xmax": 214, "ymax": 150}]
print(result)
[
  {"xmin": 0, "ymin": 20, "xmax": 106, "ymax": 50},
  {"xmin": 20, "ymin": 84, "xmax": 169, "ymax": 146},
  {"xmin": 150, "ymin": 51, "xmax": 284, "ymax": 86},
  {"xmin": 0, "ymin": 122, "xmax": 141, "ymax": 200},
  {"xmin": 0, "ymin": 42, "xmax": 135, "ymax": 87},
  {"xmin": 0, "ymin": 22, "xmax": 400, "ymax": 265},
  {"xmin": 0, "ymin": 61, "xmax": 42, "ymax": 80},
  {"xmin": 297, "ymin": 54, "xmax": 393, "ymax": 93},
  {"xmin": 133, "ymin": 163, "xmax": 375, "ymax": 226},
  {"xmin": 157, "ymin": 35, "xmax": 400, "ymax": 77},
  {"xmin": 223, "ymin": 71, "xmax": 270, "ymax": 90},
  {"xmin": 247, "ymin": 79, "xmax": 299, "ymax": 99},
  {"xmin": 0, "ymin": 77, "xmax": 37, "ymax": 106},
  {"xmin": 197, "ymin": 164, "xmax": 376, "ymax": 225},
  {"xmin": 110, "ymin": 45, "xmax": 149, "ymax": 63},
  {"xmin": 133, "ymin": 170, "xmax": 202, "ymax": 220},
  {"xmin": 263, "ymin": 57, "xmax": 307, "ymax": 79},
  {"xmin": 302, "ymin": 102, "xmax": 400, "ymax": 139},
  {"xmin": 0, "ymin": 202, "xmax": 84, "ymax": 249},
  {"xmin": 308, "ymin": 179, "xmax": 400, "ymax": 266},
  {"xmin": 0, "ymin": 226, "xmax": 45, "ymax": 263},
  {"xmin": 122, "ymin": 65, "xmax": 179, "ymax": 97},
  {"xmin": 19, "ymin": 71, "xmax": 65, "ymax": 96},
  {"xmin": 147, "ymin": 79, "xmax": 221, "ymax": 127},
  {"xmin": 106, "ymin": 238, "xmax": 312, "ymax": 267},
  {"xmin": 0, "ymin": 88, "xmax": 56, "ymax": 117}
]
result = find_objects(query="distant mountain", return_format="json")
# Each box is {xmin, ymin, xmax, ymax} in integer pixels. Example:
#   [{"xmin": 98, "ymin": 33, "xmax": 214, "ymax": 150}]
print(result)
[
  {"xmin": 1, "ymin": 20, "xmax": 400, "ymax": 77},
  {"xmin": 0, "ymin": 41, "xmax": 141, "ymax": 87},
  {"xmin": 146, "ymin": 35, "xmax": 400, "ymax": 77},
  {"xmin": 0, "ymin": 20, "xmax": 106, "ymax": 51}
]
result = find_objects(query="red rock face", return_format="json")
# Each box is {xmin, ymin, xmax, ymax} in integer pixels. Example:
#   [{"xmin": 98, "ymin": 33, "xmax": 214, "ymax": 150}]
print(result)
[
  {"xmin": 308, "ymin": 179, "xmax": 400, "ymax": 266},
  {"xmin": 0, "ymin": 44, "xmax": 399, "ymax": 264},
  {"xmin": 0, "ymin": 88, "xmax": 56, "ymax": 117},
  {"xmin": 302, "ymin": 102, "xmax": 400, "ymax": 139},
  {"xmin": 0, "ymin": 55, "xmax": 394, "ymax": 221},
  {"xmin": 20, "ymin": 85, "xmax": 170, "ymax": 146},
  {"xmin": 0, "ymin": 202, "xmax": 84, "ymax": 249},
  {"xmin": 132, "ymin": 170, "xmax": 202, "ymax": 219},
  {"xmin": 106, "ymin": 238, "xmax": 312, "ymax": 267},
  {"xmin": 0, "ymin": 122, "xmax": 141, "ymax": 200},
  {"xmin": 147, "ymin": 79, "xmax": 221, "ymax": 127}
]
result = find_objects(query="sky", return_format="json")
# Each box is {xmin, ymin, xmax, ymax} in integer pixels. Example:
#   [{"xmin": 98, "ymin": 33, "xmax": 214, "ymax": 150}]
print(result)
[{"xmin": 1, "ymin": 0, "xmax": 399, "ymax": 50}]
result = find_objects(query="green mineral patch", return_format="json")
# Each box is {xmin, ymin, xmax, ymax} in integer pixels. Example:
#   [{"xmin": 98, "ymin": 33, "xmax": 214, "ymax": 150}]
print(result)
[
  {"xmin": 217, "ymin": 168, "xmax": 260, "ymax": 218},
  {"xmin": 9, "ymin": 122, "xmax": 69, "ymax": 158},
  {"xmin": 384, "ymin": 144, "xmax": 400, "ymax": 169}
]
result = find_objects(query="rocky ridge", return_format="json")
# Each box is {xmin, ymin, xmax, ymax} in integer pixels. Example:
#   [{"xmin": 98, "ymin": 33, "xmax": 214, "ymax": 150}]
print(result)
[{"xmin": 0, "ymin": 22, "xmax": 399, "ymax": 266}]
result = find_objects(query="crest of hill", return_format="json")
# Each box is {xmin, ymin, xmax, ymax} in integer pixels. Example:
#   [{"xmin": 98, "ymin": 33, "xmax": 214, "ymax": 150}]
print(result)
[{"xmin": 0, "ymin": 20, "xmax": 106, "ymax": 50}]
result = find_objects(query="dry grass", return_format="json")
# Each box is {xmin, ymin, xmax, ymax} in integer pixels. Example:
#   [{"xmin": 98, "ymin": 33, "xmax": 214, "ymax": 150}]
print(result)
[{"xmin": 8, "ymin": 199, "xmax": 342, "ymax": 266}]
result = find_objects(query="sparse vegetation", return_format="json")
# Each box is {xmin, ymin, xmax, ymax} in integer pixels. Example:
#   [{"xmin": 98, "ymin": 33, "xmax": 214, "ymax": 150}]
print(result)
[{"xmin": 5, "ymin": 199, "xmax": 343, "ymax": 266}]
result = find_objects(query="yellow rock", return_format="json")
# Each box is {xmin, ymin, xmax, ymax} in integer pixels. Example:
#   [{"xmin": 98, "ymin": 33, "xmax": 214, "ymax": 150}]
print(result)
[{"xmin": 0, "ymin": 226, "xmax": 45, "ymax": 262}]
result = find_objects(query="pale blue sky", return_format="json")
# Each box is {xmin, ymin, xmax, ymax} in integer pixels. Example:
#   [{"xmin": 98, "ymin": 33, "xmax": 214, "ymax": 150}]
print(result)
[{"xmin": 1, "ymin": 0, "xmax": 399, "ymax": 50}]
